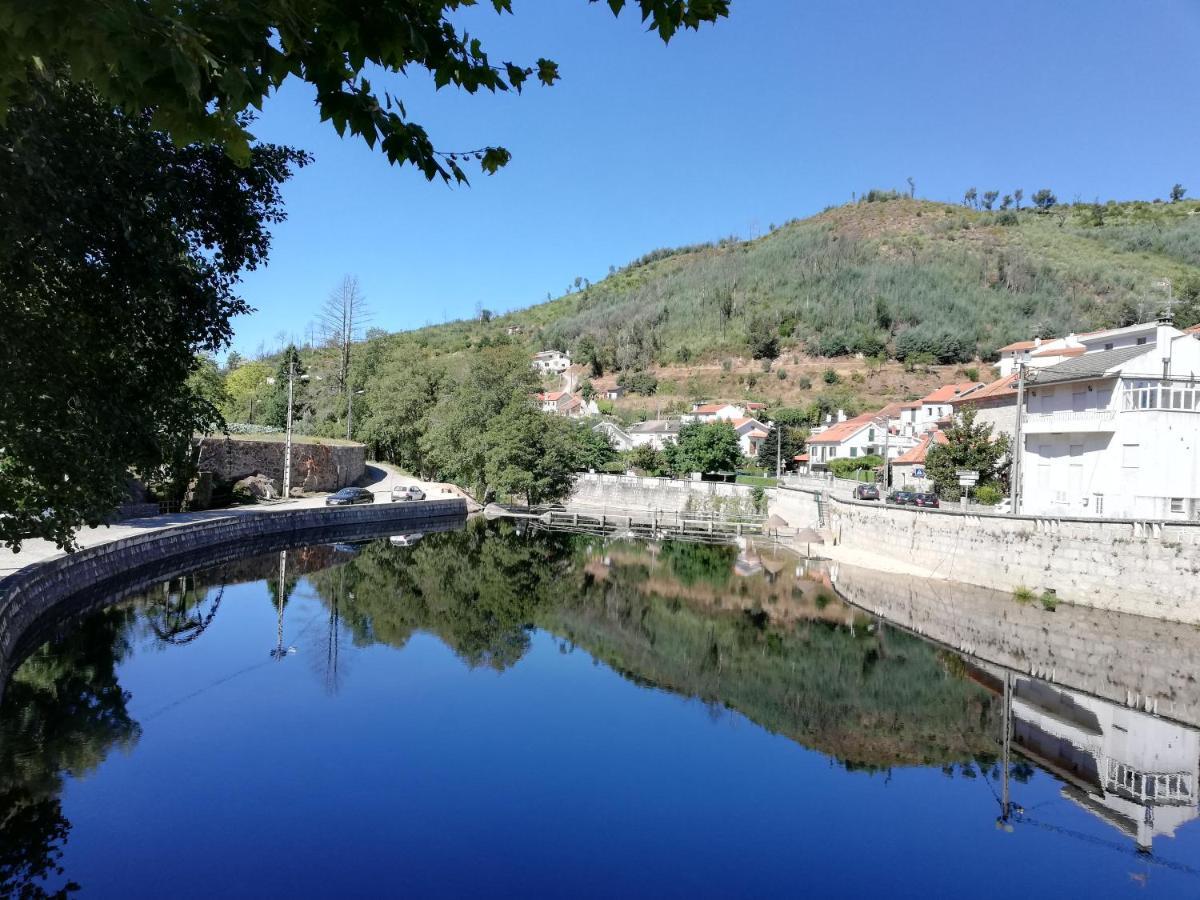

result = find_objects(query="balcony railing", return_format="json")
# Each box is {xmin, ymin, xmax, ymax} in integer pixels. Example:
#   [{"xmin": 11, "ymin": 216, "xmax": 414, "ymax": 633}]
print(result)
[{"xmin": 1022, "ymin": 410, "xmax": 1117, "ymax": 433}]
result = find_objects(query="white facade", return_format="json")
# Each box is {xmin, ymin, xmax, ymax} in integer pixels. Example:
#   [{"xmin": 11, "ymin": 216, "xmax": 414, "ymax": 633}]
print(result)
[
  {"xmin": 532, "ymin": 350, "xmax": 571, "ymax": 374},
  {"xmin": 1019, "ymin": 330, "xmax": 1200, "ymax": 520},
  {"xmin": 624, "ymin": 419, "xmax": 680, "ymax": 451}
]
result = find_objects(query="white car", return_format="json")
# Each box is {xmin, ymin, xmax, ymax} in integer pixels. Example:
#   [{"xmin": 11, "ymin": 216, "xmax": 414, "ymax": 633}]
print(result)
[
  {"xmin": 389, "ymin": 532, "xmax": 425, "ymax": 547},
  {"xmin": 391, "ymin": 484, "xmax": 426, "ymax": 502}
]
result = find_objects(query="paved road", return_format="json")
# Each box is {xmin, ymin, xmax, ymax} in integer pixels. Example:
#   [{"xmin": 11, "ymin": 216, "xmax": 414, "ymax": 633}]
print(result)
[{"xmin": 0, "ymin": 463, "xmax": 465, "ymax": 578}]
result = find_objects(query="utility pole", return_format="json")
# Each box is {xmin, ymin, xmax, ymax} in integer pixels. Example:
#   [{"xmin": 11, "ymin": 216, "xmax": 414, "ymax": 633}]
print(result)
[
  {"xmin": 346, "ymin": 376, "xmax": 354, "ymax": 440},
  {"xmin": 1011, "ymin": 363, "xmax": 1027, "ymax": 515},
  {"xmin": 775, "ymin": 421, "xmax": 782, "ymax": 480},
  {"xmin": 283, "ymin": 360, "xmax": 295, "ymax": 499}
]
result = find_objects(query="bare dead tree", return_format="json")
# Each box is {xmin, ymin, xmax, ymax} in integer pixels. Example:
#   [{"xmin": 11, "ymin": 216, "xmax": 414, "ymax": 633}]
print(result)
[{"xmin": 318, "ymin": 275, "xmax": 371, "ymax": 437}]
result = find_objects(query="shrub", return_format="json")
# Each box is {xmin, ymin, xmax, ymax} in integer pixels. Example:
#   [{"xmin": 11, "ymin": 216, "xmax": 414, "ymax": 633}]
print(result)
[
  {"xmin": 721, "ymin": 359, "xmax": 732, "ymax": 372},
  {"xmin": 964, "ymin": 366, "xmax": 979, "ymax": 382},
  {"xmin": 1012, "ymin": 586, "xmax": 1035, "ymax": 604},
  {"xmin": 675, "ymin": 345, "xmax": 694, "ymax": 364},
  {"xmin": 618, "ymin": 370, "xmax": 658, "ymax": 396},
  {"xmin": 822, "ymin": 368, "xmax": 840, "ymax": 385},
  {"xmin": 760, "ymin": 358, "xmax": 773, "ymax": 373},
  {"xmin": 1039, "ymin": 591, "xmax": 1058, "ymax": 611},
  {"xmin": 797, "ymin": 376, "xmax": 812, "ymax": 390},
  {"xmin": 776, "ymin": 368, "xmax": 787, "ymax": 380},
  {"xmin": 974, "ymin": 484, "xmax": 1003, "ymax": 505},
  {"xmin": 828, "ymin": 455, "xmax": 882, "ymax": 478}
]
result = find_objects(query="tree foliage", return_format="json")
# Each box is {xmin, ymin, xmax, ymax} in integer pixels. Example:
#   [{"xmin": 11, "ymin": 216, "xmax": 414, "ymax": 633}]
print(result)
[
  {"xmin": 0, "ymin": 1, "xmax": 727, "ymax": 181},
  {"xmin": 0, "ymin": 81, "xmax": 306, "ymax": 549},
  {"xmin": 664, "ymin": 421, "xmax": 742, "ymax": 475},
  {"xmin": 924, "ymin": 407, "xmax": 1010, "ymax": 500}
]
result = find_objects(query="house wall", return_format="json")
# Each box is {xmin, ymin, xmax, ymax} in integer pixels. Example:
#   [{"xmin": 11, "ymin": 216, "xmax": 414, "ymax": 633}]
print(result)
[{"xmin": 809, "ymin": 424, "xmax": 880, "ymax": 466}]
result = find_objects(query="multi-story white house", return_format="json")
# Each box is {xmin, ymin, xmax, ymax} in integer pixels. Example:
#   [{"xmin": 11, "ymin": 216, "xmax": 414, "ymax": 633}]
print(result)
[
  {"xmin": 1018, "ymin": 324, "xmax": 1200, "ymax": 520},
  {"xmin": 997, "ymin": 323, "xmax": 1169, "ymax": 378},
  {"xmin": 531, "ymin": 350, "xmax": 571, "ymax": 374},
  {"xmin": 916, "ymin": 382, "xmax": 984, "ymax": 431},
  {"xmin": 807, "ymin": 412, "xmax": 884, "ymax": 468}
]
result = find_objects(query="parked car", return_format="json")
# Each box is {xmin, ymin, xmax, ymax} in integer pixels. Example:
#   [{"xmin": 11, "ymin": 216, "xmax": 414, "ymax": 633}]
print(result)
[
  {"xmin": 391, "ymin": 484, "xmax": 426, "ymax": 502},
  {"xmin": 388, "ymin": 532, "xmax": 425, "ymax": 547},
  {"xmin": 325, "ymin": 487, "xmax": 375, "ymax": 506},
  {"xmin": 913, "ymin": 492, "xmax": 940, "ymax": 509},
  {"xmin": 854, "ymin": 483, "xmax": 881, "ymax": 501},
  {"xmin": 887, "ymin": 490, "xmax": 915, "ymax": 505}
]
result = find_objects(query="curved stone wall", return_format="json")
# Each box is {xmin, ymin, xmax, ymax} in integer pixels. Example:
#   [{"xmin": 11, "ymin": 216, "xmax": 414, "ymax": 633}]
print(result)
[
  {"xmin": 0, "ymin": 500, "xmax": 466, "ymax": 702},
  {"xmin": 195, "ymin": 436, "xmax": 366, "ymax": 492}
]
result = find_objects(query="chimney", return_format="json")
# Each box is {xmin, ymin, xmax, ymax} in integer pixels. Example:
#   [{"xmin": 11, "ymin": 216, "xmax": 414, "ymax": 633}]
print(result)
[
  {"xmin": 1034, "ymin": 337, "xmax": 1042, "ymax": 348},
  {"xmin": 1157, "ymin": 323, "xmax": 1176, "ymax": 377},
  {"xmin": 837, "ymin": 409, "xmax": 847, "ymax": 423}
]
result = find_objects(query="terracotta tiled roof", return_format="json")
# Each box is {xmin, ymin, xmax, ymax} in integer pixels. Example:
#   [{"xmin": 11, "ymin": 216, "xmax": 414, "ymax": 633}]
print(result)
[
  {"xmin": 538, "ymin": 391, "xmax": 566, "ymax": 401},
  {"xmin": 744, "ymin": 402, "xmax": 766, "ymax": 409},
  {"xmin": 892, "ymin": 430, "xmax": 948, "ymax": 465},
  {"xmin": 1187, "ymin": 324, "xmax": 1200, "ymax": 335},
  {"xmin": 807, "ymin": 412, "xmax": 876, "ymax": 444},
  {"xmin": 693, "ymin": 403, "xmax": 730, "ymax": 414},
  {"xmin": 1031, "ymin": 346, "xmax": 1084, "ymax": 359},
  {"xmin": 747, "ymin": 429, "xmax": 768, "ymax": 439},
  {"xmin": 998, "ymin": 340, "xmax": 1040, "ymax": 352},
  {"xmin": 951, "ymin": 373, "xmax": 1018, "ymax": 404},
  {"xmin": 921, "ymin": 382, "xmax": 984, "ymax": 404},
  {"xmin": 793, "ymin": 453, "xmax": 810, "ymax": 462},
  {"xmin": 874, "ymin": 402, "xmax": 908, "ymax": 419}
]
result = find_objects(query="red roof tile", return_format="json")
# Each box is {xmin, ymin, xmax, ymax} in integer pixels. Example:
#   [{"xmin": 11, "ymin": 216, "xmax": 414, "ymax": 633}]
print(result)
[
  {"xmin": 921, "ymin": 382, "xmax": 984, "ymax": 404},
  {"xmin": 951, "ymin": 373, "xmax": 1018, "ymax": 404},
  {"xmin": 892, "ymin": 430, "xmax": 948, "ymax": 465},
  {"xmin": 1031, "ymin": 346, "xmax": 1084, "ymax": 359},
  {"xmin": 998, "ymin": 340, "xmax": 1041, "ymax": 352},
  {"xmin": 807, "ymin": 412, "xmax": 877, "ymax": 444}
]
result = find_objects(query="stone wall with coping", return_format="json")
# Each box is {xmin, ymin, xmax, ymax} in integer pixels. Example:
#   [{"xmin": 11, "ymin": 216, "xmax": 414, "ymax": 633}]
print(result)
[
  {"xmin": 568, "ymin": 473, "xmax": 759, "ymax": 515},
  {"xmin": 772, "ymin": 485, "xmax": 1200, "ymax": 624},
  {"xmin": 831, "ymin": 561, "xmax": 1200, "ymax": 727},
  {"xmin": 194, "ymin": 436, "xmax": 366, "ymax": 493},
  {"xmin": 0, "ymin": 500, "xmax": 466, "ymax": 703}
]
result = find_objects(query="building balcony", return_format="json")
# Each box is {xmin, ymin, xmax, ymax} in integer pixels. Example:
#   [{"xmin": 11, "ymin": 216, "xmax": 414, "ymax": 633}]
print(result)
[{"xmin": 1022, "ymin": 410, "xmax": 1117, "ymax": 434}]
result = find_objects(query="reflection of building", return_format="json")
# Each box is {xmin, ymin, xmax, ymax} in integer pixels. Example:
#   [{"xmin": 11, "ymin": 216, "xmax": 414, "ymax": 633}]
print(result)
[{"xmin": 1005, "ymin": 676, "xmax": 1199, "ymax": 852}]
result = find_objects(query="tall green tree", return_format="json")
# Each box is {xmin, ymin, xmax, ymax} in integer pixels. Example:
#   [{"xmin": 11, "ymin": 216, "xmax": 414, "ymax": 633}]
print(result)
[
  {"xmin": 358, "ymin": 359, "xmax": 446, "ymax": 476},
  {"xmin": 0, "ymin": 2, "xmax": 727, "ymax": 180},
  {"xmin": 0, "ymin": 82, "xmax": 306, "ymax": 550},
  {"xmin": 924, "ymin": 407, "xmax": 1011, "ymax": 500},
  {"xmin": 665, "ymin": 422, "xmax": 742, "ymax": 475}
]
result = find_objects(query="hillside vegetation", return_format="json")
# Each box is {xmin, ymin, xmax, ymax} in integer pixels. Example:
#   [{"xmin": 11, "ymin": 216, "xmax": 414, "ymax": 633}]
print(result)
[
  {"xmin": 214, "ymin": 195, "xmax": 1200, "ymax": 451},
  {"xmin": 396, "ymin": 196, "xmax": 1200, "ymax": 368}
]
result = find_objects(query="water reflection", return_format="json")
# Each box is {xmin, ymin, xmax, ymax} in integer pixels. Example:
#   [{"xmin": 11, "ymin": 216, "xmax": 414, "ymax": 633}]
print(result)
[{"xmin": 2, "ymin": 519, "xmax": 1199, "ymax": 896}]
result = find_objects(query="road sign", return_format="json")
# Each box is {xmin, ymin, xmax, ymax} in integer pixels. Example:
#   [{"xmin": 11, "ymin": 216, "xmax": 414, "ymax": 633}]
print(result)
[
  {"xmin": 913, "ymin": 466, "xmax": 925, "ymax": 479},
  {"xmin": 956, "ymin": 469, "xmax": 979, "ymax": 484}
]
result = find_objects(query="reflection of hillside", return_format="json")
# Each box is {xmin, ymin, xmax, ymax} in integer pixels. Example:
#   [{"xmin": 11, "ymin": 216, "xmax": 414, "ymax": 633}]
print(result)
[{"xmin": 312, "ymin": 522, "xmax": 999, "ymax": 769}]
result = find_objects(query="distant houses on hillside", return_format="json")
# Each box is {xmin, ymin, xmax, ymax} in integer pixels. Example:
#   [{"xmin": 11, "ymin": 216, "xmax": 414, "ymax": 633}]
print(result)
[{"xmin": 531, "ymin": 349, "xmax": 571, "ymax": 374}]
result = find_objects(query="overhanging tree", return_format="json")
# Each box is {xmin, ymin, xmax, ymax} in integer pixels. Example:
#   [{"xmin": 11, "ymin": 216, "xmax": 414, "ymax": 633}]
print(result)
[
  {"xmin": 0, "ymin": 81, "xmax": 307, "ymax": 549},
  {"xmin": 665, "ymin": 422, "xmax": 742, "ymax": 475},
  {"xmin": 0, "ymin": 1, "xmax": 729, "ymax": 181}
]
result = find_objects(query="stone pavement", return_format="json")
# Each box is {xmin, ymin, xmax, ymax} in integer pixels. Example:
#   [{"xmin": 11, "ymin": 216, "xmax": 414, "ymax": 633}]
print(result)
[{"xmin": 0, "ymin": 463, "xmax": 462, "ymax": 579}]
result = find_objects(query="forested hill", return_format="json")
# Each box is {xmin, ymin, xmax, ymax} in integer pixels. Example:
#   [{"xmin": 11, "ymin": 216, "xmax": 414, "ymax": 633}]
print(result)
[{"xmin": 408, "ymin": 196, "xmax": 1200, "ymax": 366}]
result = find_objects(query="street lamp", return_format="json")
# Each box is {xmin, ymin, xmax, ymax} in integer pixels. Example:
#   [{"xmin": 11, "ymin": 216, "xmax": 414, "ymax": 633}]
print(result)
[{"xmin": 282, "ymin": 362, "xmax": 318, "ymax": 498}]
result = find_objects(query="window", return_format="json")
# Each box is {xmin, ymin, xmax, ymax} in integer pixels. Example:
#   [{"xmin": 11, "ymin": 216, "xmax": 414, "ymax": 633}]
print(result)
[
  {"xmin": 1122, "ymin": 444, "xmax": 1140, "ymax": 468},
  {"xmin": 1093, "ymin": 494, "xmax": 1104, "ymax": 515},
  {"xmin": 868, "ymin": 428, "xmax": 875, "ymax": 442},
  {"xmin": 1171, "ymin": 498, "xmax": 1185, "ymax": 514},
  {"xmin": 850, "ymin": 447, "xmax": 858, "ymax": 458},
  {"xmin": 1072, "ymin": 391, "xmax": 1087, "ymax": 412},
  {"xmin": 1104, "ymin": 342, "xmax": 1114, "ymax": 351},
  {"xmin": 1137, "ymin": 337, "xmax": 1147, "ymax": 345}
]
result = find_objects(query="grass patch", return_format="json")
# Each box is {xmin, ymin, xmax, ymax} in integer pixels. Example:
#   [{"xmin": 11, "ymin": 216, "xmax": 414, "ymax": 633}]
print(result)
[
  {"xmin": 1039, "ymin": 591, "xmax": 1059, "ymax": 612},
  {"xmin": 1012, "ymin": 586, "xmax": 1035, "ymax": 605},
  {"xmin": 736, "ymin": 474, "xmax": 778, "ymax": 487}
]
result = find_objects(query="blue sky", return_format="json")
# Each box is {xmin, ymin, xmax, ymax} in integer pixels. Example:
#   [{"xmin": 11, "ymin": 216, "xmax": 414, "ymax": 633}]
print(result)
[{"xmin": 231, "ymin": 0, "xmax": 1200, "ymax": 356}]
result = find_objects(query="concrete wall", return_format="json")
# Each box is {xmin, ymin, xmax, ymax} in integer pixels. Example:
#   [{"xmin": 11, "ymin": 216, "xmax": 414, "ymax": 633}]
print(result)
[
  {"xmin": 817, "ymin": 491, "xmax": 1200, "ymax": 624},
  {"xmin": 568, "ymin": 473, "xmax": 760, "ymax": 516},
  {"xmin": 195, "ymin": 436, "xmax": 366, "ymax": 493},
  {"xmin": 0, "ymin": 500, "xmax": 466, "ymax": 703},
  {"xmin": 831, "ymin": 561, "xmax": 1200, "ymax": 727}
]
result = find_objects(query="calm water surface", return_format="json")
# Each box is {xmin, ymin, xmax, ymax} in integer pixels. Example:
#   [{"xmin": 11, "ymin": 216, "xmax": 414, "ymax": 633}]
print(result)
[{"xmin": 3, "ymin": 520, "xmax": 1198, "ymax": 898}]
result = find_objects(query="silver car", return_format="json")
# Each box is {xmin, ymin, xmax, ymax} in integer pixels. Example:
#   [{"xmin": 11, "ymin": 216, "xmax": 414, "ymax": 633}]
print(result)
[{"xmin": 391, "ymin": 484, "xmax": 426, "ymax": 502}]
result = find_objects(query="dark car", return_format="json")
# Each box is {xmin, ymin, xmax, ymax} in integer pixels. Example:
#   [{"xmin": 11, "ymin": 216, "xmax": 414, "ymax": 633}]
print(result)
[
  {"xmin": 854, "ymin": 483, "xmax": 881, "ymax": 501},
  {"xmin": 913, "ymin": 492, "xmax": 940, "ymax": 509},
  {"xmin": 325, "ymin": 487, "xmax": 375, "ymax": 506},
  {"xmin": 887, "ymin": 490, "xmax": 915, "ymax": 505}
]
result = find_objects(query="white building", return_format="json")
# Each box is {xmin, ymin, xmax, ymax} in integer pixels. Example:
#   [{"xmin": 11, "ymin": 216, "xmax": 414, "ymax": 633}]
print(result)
[
  {"xmin": 684, "ymin": 401, "xmax": 768, "ymax": 423},
  {"xmin": 624, "ymin": 419, "xmax": 681, "ymax": 451},
  {"xmin": 948, "ymin": 372, "xmax": 1020, "ymax": 442},
  {"xmin": 1005, "ymin": 677, "xmax": 1199, "ymax": 853},
  {"xmin": 807, "ymin": 412, "xmax": 882, "ymax": 468},
  {"xmin": 532, "ymin": 350, "xmax": 571, "ymax": 374},
  {"xmin": 916, "ymin": 382, "xmax": 984, "ymax": 431},
  {"xmin": 889, "ymin": 430, "xmax": 948, "ymax": 490},
  {"xmin": 997, "ymin": 323, "xmax": 1169, "ymax": 378},
  {"xmin": 1019, "ymin": 325, "xmax": 1200, "ymax": 520}
]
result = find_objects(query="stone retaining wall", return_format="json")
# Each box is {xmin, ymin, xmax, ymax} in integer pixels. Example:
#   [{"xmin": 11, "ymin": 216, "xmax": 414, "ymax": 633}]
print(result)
[
  {"xmin": 831, "ymin": 561, "xmax": 1200, "ymax": 727},
  {"xmin": 771, "ymin": 485, "xmax": 1200, "ymax": 624},
  {"xmin": 0, "ymin": 500, "xmax": 466, "ymax": 702},
  {"xmin": 569, "ymin": 473, "xmax": 759, "ymax": 515},
  {"xmin": 195, "ymin": 436, "xmax": 366, "ymax": 493}
]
